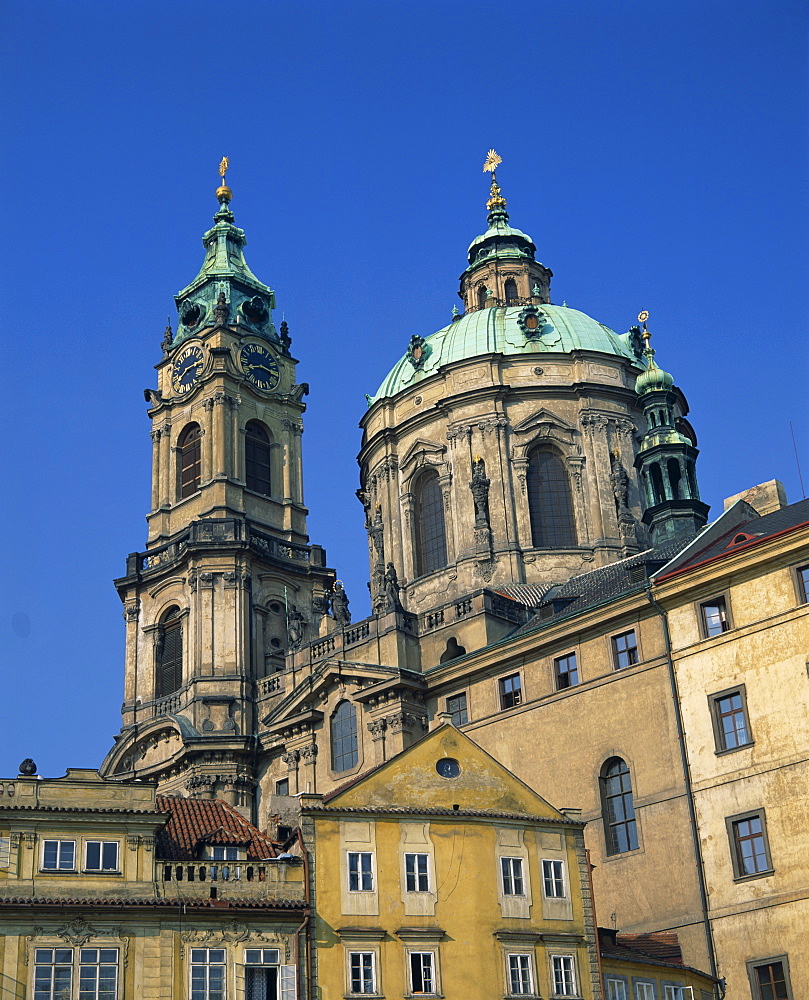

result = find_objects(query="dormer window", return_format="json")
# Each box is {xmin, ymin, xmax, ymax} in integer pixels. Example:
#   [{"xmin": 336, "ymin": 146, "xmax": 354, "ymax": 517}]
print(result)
[{"xmin": 210, "ymin": 846, "xmax": 241, "ymax": 862}]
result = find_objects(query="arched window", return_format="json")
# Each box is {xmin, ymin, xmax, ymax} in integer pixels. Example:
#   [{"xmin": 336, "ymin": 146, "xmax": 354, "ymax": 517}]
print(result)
[
  {"xmin": 600, "ymin": 757, "xmax": 639, "ymax": 855},
  {"xmin": 477, "ymin": 285, "xmax": 488, "ymax": 310},
  {"xmin": 504, "ymin": 278, "xmax": 518, "ymax": 305},
  {"xmin": 526, "ymin": 449, "xmax": 577, "ymax": 548},
  {"xmin": 178, "ymin": 423, "xmax": 202, "ymax": 499},
  {"xmin": 667, "ymin": 459, "xmax": 682, "ymax": 499},
  {"xmin": 156, "ymin": 606, "xmax": 183, "ymax": 699},
  {"xmin": 245, "ymin": 421, "xmax": 271, "ymax": 496},
  {"xmin": 414, "ymin": 470, "xmax": 448, "ymax": 576},
  {"xmin": 331, "ymin": 700, "xmax": 358, "ymax": 772},
  {"xmin": 650, "ymin": 462, "xmax": 665, "ymax": 504}
]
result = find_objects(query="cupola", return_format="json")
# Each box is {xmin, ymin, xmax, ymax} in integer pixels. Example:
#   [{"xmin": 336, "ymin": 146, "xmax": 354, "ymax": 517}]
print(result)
[
  {"xmin": 458, "ymin": 151, "xmax": 553, "ymax": 312},
  {"xmin": 172, "ymin": 158, "xmax": 280, "ymax": 348},
  {"xmin": 633, "ymin": 315, "xmax": 709, "ymax": 544}
]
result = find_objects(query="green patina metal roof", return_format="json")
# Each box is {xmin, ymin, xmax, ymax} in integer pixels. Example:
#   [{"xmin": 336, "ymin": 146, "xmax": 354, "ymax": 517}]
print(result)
[
  {"xmin": 172, "ymin": 198, "xmax": 279, "ymax": 347},
  {"xmin": 369, "ymin": 304, "xmax": 644, "ymax": 404}
]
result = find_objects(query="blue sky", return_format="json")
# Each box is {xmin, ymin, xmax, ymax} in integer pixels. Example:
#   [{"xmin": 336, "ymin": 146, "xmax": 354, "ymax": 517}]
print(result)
[{"xmin": 1, "ymin": 0, "xmax": 807, "ymax": 776}]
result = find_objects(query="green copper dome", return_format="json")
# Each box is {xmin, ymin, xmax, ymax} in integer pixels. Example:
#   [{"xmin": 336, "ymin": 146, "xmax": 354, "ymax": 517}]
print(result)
[
  {"xmin": 369, "ymin": 304, "xmax": 644, "ymax": 404},
  {"xmin": 635, "ymin": 353, "xmax": 675, "ymax": 394}
]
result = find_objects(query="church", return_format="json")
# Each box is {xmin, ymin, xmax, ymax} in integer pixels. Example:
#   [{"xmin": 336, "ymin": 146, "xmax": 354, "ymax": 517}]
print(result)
[{"xmin": 98, "ymin": 156, "xmax": 808, "ymax": 999}]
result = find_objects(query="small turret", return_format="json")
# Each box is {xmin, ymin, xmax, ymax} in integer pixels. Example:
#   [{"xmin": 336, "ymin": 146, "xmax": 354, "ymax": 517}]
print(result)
[
  {"xmin": 633, "ymin": 313, "xmax": 709, "ymax": 544},
  {"xmin": 458, "ymin": 151, "xmax": 553, "ymax": 311}
]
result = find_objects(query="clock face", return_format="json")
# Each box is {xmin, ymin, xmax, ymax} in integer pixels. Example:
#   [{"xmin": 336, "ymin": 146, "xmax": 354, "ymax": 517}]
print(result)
[
  {"xmin": 171, "ymin": 345, "xmax": 204, "ymax": 394},
  {"xmin": 436, "ymin": 758, "xmax": 461, "ymax": 779},
  {"xmin": 240, "ymin": 344, "xmax": 280, "ymax": 391}
]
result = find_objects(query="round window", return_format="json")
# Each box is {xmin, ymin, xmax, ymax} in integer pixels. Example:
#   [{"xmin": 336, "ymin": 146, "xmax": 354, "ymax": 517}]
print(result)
[{"xmin": 436, "ymin": 758, "xmax": 461, "ymax": 779}]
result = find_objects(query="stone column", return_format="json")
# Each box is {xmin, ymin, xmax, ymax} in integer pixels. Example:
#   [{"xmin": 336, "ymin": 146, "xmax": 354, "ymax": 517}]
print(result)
[
  {"xmin": 282, "ymin": 750, "xmax": 300, "ymax": 794},
  {"xmin": 159, "ymin": 422, "xmax": 173, "ymax": 506},
  {"xmin": 299, "ymin": 743, "xmax": 318, "ymax": 793},
  {"xmin": 281, "ymin": 420, "xmax": 293, "ymax": 502},
  {"xmin": 581, "ymin": 413, "xmax": 610, "ymax": 545},
  {"xmin": 122, "ymin": 602, "xmax": 140, "ymax": 706},
  {"xmin": 150, "ymin": 429, "xmax": 161, "ymax": 511},
  {"xmin": 203, "ymin": 397, "xmax": 215, "ymax": 483},
  {"xmin": 214, "ymin": 393, "xmax": 231, "ymax": 479},
  {"xmin": 367, "ymin": 718, "xmax": 388, "ymax": 765}
]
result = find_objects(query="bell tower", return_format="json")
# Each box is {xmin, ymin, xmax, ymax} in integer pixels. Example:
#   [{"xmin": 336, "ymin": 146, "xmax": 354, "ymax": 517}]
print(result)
[{"xmin": 102, "ymin": 161, "xmax": 336, "ymax": 815}]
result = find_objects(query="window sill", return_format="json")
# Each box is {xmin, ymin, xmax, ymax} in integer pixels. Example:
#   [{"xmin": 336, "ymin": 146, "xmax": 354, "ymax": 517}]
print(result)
[
  {"xmin": 601, "ymin": 845, "xmax": 644, "ymax": 862},
  {"xmin": 733, "ymin": 868, "xmax": 774, "ymax": 883},
  {"xmin": 83, "ymin": 870, "xmax": 123, "ymax": 875},
  {"xmin": 715, "ymin": 742, "xmax": 754, "ymax": 757},
  {"xmin": 40, "ymin": 869, "xmax": 78, "ymax": 874}
]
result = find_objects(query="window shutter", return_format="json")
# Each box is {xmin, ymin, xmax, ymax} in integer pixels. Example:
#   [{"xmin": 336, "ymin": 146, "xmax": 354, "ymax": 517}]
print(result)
[{"xmin": 279, "ymin": 965, "xmax": 297, "ymax": 1000}]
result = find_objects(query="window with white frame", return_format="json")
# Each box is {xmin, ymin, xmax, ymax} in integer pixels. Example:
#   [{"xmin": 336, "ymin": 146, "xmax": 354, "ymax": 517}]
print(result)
[
  {"xmin": 405, "ymin": 853, "xmax": 430, "ymax": 892},
  {"xmin": 542, "ymin": 859, "xmax": 565, "ymax": 897},
  {"xmin": 190, "ymin": 948, "xmax": 226, "ymax": 1000},
  {"xmin": 409, "ymin": 951, "xmax": 436, "ymax": 995},
  {"xmin": 243, "ymin": 950, "xmax": 295, "ymax": 1000},
  {"xmin": 85, "ymin": 841, "xmax": 119, "ymax": 872},
  {"xmin": 635, "ymin": 982, "xmax": 656, "ymax": 1000},
  {"xmin": 508, "ymin": 954, "xmax": 534, "ymax": 995},
  {"xmin": 500, "ymin": 856, "xmax": 525, "ymax": 896},
  {"xmin": 348, "ymin": 851, "xmax": 374, "ymax": 891},
  {"xmin": 662, "ymin": 987, "xmax": 684, "ymax": 1000},
  {"xmin": 34, "ymin": 947, "xmax": 118, "ymax": 1000},
  {"xmin": 551, "ymin": 955, "xmax": 576, "ymax": 996},
  {"xmin": 211, "ymin": 846, "xmax": 240, "ymax": 861},
  {"xmin": 41, "ymin": 839, "xmax": 76, "ymax": 871},
  {"xmin": 349, "ymin": 952, "xmax": 376, "ymax": 995},
  {"xmin": 606, "ymin": 979, "xmax": 629, "ymax": 1000}
]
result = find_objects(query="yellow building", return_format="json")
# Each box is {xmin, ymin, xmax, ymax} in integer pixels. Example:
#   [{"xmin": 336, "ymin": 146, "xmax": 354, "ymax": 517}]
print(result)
[
  {"xmin": 300, "ymin": 723, "xmax": 601, "ymax": 1000},
  {"xmin": 599, "ymin": 929, "xmax": 718, "ymax": 1000},
  {"xmin": 0, "ymin": 764, "xmax": 307, "ymax": 1000}
]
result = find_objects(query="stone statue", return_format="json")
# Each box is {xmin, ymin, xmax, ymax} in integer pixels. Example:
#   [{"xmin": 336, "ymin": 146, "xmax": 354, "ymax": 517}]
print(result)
[
  {"xmin": 383, "ymin": 562, "xmax": 402, "ymax": 613},
  {"xmin": 331, "ymin": 582, "xmax": 351, "ymax": 625},
  {"xmin": 469, "ymin": 457, "xmax": 491, "ymax": 528},
  {"xmin": 311, "ymin": 592, "xmax": 330, "ymax": 617},
  {"xmin": 286, "ymin": 604, "xmax": 306, "ymax": 649}
]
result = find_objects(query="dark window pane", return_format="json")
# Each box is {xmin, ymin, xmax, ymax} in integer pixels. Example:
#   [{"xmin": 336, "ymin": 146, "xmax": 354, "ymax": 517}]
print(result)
[
  {"xmin": 331, "ymin": 700, "xmax": 358, "ymax": 772},
  {"xmin": 156, "ymin": 606, "xmax": 183, "ymax": 698},
  {"xmin": 755, "ymin": 962, "xmax": 789, "ymax": 1000},
  {"xmin": 178, "ymin": 423, "xmax": 202, "ymax": 498},
  {"xmin": 245, "ymin": 421, "xmax": 272, "ymax": 496},
  {"xmin": 527, "ymin": 450, "xmax": 576, "ymax": 548},
  {"xmin": 734, "ymin": 815, "xmax": 770, "ymax": 875},
  {"xmin": 601, "ymin": 758, "xmax": 639, "ymax": 855},
  {"xmin": 716, "ymin": 692, "xmax": 750, "ymax": 750},
  {"xmin": 612, "ymin": 631, "xmax": 638, "ymax": 669},
  {"xmin": 555, "ymin": 653, "xmax": 578, "ymax": 689},
  {"xmin": 500, "ymin": 673, "xmax": 522, "ymax": 709},
  {"xmin": 701, "ymin": 597, "xmax": 729, "ymax": 637},
  {"xmin": 415, "ymin": 472, "xmax": 447, "ymax": 576},
  {"xmin": 447, "ymin": 693, "xmax": 468, "ymax": 726}
]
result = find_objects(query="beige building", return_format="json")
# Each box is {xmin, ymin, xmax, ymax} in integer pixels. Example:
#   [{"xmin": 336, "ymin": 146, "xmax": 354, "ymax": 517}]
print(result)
[
  {"xmin": 98, "ymin": 159, "xmax": 806, "ymax": 999},
  {"xmin": 0, "ymin": 764, "xmax": 307, "ymax": 1000}
]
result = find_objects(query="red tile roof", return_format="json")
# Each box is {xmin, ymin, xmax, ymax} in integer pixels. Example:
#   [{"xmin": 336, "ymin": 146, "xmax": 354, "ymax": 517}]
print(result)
[
  {"xmin": 155, "ymin": 796, "xmax": 278, "ymax": 861},
  {"xmin": 615, "ymin": 931, "xmax": 683, "ymax": 964}
]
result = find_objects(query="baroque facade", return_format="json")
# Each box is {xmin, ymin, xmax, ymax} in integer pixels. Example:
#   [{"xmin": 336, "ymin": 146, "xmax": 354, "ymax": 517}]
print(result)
[{"xmin": 99, "ymin": 159, "xmax": 807, "ymax": 999}]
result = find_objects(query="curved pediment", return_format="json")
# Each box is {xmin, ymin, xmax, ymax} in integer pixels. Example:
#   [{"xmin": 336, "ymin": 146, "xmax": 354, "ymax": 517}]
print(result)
[{"xmin": 101, "ymin": 714, "xmax": 197, "ymax": 778}]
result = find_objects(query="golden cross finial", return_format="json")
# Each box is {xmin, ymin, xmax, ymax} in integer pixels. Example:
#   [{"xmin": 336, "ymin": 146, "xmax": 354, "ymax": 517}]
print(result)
[
  {"xmin": 483, "ymin": 150, "xmax": 507, "ymax": 211},
  {"xmin": 483, "ymin": 149, "xmax": 502, "ymax": 173},
  {"xmin": 219, "ymin": 156, "xmax": 230, "ymax": 180},
  {"xmin": 638, "ymin": 310, "xmax": 651, "ymax": 346}
]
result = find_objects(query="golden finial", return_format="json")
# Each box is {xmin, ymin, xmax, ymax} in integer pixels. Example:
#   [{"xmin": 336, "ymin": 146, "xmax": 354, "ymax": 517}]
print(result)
[
  {"xmin": 483, "ymin": 149, "xmax": 502, "ymax": 174},
  {"xmin": 216, "ymin": 155, "xmax": 233, "ymax": 205},
  {"xmin": 483, "ymin": 149, "xmax": 507, "ymax": 211},
  {"xmin": 638, "ymin": 310, "xmax": 651, "ymax": 347}
]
